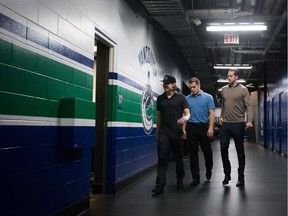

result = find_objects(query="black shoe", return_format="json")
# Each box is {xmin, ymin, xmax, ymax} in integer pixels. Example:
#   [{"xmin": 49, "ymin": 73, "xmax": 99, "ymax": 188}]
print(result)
[
  {"xmin": 190, "ymin": 178, "xmax": 200, "ymax": 187},
  {"xmin": 222, "ymin": 176, "xmax": 231, "ymax": 185},
  {"xmin": 177, "ymin": 179, "xmax": 184, "ymax": 190},
  {"xmin": 206, "ymin": 171, "xmax": 212, "ymax": 180},
  {"xmin": 236, "ymin": 179, "xmax": 245, "ymax": 187},
  {"xmin": 152, "ymin": 185, "xmax": 164, "ymax": 195}
]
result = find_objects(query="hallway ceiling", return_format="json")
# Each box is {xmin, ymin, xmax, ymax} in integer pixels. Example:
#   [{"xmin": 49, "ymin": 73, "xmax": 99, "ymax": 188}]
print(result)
[{"xmin": 129, "ymin": 0, "xmax": 287, "ymax": 105}]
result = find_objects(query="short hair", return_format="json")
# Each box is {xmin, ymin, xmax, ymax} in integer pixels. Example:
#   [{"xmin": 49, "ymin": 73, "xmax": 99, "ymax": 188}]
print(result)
[
  {"xmin": 228, "ymin": 68, "xmax": 239, "ymax": 76},
  {"xmin": 188, "ymin": 77, "xmax": 200, "ymax": 85}
]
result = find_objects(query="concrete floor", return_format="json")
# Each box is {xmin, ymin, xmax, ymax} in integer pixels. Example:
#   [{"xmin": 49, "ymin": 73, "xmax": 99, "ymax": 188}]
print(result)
[{"xmin": 82, "ymin": 139, "xmax": 287, "ymax": 216}]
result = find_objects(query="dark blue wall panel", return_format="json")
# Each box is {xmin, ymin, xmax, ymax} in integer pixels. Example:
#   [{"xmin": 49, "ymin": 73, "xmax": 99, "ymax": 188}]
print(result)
[
  {"xmin": 105, "ymin": 127, "xmax": 157, "ymax": 193},
  {"xmin": 0, "ymin": 125, "xmax": 93, "ymax": 216}
]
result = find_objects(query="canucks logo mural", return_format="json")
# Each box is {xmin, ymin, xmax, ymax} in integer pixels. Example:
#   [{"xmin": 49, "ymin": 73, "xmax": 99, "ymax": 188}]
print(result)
[{"xmin": 138, "ymin": 46, "xmax": 157, "ymax": 134}]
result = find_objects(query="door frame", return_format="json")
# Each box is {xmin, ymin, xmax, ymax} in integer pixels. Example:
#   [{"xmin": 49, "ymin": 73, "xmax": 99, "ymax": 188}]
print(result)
[{"xmin": 92, "ymin": 27, "xmax": 117, "ymax": 194}]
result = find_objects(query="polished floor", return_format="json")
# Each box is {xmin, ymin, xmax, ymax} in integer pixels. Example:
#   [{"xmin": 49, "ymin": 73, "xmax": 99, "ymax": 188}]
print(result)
[{"xmin": 82, "ymin": 139, "xmax": 287, "ymax": 216}]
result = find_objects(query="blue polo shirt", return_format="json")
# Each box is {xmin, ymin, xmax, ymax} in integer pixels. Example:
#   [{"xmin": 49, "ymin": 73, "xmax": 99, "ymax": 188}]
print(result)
[{"xmin": 186, "ymin": 90, "xmax": 215, "ymax": 123}]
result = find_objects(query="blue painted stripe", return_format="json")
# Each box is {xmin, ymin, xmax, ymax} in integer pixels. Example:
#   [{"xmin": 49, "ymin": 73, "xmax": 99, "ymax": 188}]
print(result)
[
  {"xmin": 109, "ymin": 72, "xmax": 144, "ymax": 92},
  {"xmin": 0, "ymin": 13, "xmax": 26, "ymax": 38},
  {"xmin": 109, "ymin": 72, "xmax": 160, "ymax": 97},
  {"xmin": 27, "ymin": 26, "xmax": 49, "ymax": 48},
  {"xmin": 0, "ymin": 13, "xmax": 93, "ymax": 69}
]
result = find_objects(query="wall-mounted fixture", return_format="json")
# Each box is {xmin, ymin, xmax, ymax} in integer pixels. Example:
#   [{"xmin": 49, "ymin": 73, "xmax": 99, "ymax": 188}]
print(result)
[
  {"xmin": 192, "ymin": 18, "xmax": 201, "ymax": 26},
  {"xmin": 206, "ymin": 22, "xmax": 267, "ymax": 31},
  {"xmin": 213, "ymin": 64, "xmax": 252, "ymax": 69}
]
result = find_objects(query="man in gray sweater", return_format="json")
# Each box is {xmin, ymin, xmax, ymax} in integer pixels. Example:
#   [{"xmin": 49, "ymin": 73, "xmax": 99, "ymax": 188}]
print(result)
[{"xmin": 219, "ymin": 68, "xmax": 253, "ymax": 187}]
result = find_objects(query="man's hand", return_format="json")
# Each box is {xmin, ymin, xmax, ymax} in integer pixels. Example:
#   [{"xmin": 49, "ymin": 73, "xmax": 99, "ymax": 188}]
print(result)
[
  {"xmin": 177, "ymin": 116, "xmax": 189, "ymax": 126},
  {"xmin": 207, "ymin": 127, "xmax": 214, "ymax": 138},
  {"xmin": 219, "ymin": 117, "xmax": 223, "ymax": 125},
  {"xmin": 246, "ymin": 122, "xmax": 253, "ymax": 128},
  {"xmin": 182, "ymin": 130, "xmax": 187, "ymax": 140}
]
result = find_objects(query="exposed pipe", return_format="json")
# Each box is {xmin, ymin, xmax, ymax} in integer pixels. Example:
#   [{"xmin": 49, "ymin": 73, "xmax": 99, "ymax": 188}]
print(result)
[
  {"xmin": 233, "ymin": 49, "xmax": 280, "ymax": 54},
  {"xmin": 262, "ymin": 10, "xmax": 287, "ymax": 56},
  {"xmin": 188, "ymin": 9, "xmax": 252, "ymax": 19}
]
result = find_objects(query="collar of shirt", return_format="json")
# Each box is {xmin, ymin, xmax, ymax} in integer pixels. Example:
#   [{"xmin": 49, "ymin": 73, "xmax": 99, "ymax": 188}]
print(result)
[
  {"xmin": 165, "ymin": 91, "xmax": 177, "ymax": 99},
  {"xmin": 192, "ymin": 90, "xmax": 203, "ymax": 97},
  {"xmin": 228, "ymin": 82, "xmax": 240, "ymax": 88}
]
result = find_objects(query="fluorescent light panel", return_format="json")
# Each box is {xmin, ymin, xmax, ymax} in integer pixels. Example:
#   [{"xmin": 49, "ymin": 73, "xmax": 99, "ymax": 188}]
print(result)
[
  {"xmin": 214, "ymin": 64, "xmax": 252, "ymax": 69},
  {"xmin": 206, "ymin": 22, "xmax": 267, "ymax": 31},
  {"xmin": 217, "ymin": 79, "xmax": 246, "ymax": 83}
]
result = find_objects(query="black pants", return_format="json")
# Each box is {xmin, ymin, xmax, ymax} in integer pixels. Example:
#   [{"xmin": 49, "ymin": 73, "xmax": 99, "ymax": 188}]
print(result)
[
  {"xmin": 186, "ymin": 123, "xmax": 213, "ymax": 180},
  {"xmin": 220, "ymin": 122, "xmax": 246, "ymax": 178},
  {"xmin": 156, "ymin": 132, "xmax": 185, "ymax": 186}
]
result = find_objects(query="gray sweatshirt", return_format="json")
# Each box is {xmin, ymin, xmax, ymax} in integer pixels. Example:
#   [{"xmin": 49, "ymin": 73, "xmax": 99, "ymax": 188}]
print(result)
[{"xmin": 220, "ymin": 83, "xmax": 253, "ymax": 123}]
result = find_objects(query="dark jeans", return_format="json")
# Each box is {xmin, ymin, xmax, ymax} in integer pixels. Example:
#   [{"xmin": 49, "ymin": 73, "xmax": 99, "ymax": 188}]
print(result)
[
  {"xmin": 156, "ymin": 132, "xmax": 185, "ymax": 186},
  {"xmin": 220, "ymin": 122, "xmax": 246, "ymax": 178},
  {"xmin": 186, "ymin": 123, "xmax": 213, "ymax": 179}
]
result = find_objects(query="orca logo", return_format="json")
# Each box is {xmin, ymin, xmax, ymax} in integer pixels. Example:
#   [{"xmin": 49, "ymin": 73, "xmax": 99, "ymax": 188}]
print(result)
[{"xmin": 138, "ymin": 46, "xmax": 156, "ymax": 134}]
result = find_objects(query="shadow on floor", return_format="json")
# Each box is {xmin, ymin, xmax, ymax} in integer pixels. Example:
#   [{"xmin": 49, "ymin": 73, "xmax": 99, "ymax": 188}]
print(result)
[{"xmin": 81, "ymin": 140, "xmax": 287, "ymax": 216}]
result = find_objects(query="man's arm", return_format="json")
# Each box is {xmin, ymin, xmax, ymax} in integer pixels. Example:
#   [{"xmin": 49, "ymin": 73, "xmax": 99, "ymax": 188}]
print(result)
[
  {"xmin": 156, "ymin": 111, "xmax": 161, "ymax": 141},
  {"xmin": 183, "ymin": 107, "xmax": 190, "ymax": 121},
  {"xmin": 219, "ymin": 91, "xmax": 224, "ymax": 125},
  {"xmin": 244, "ymin": 88, "xmax": 254, "ymax": 128},
  {"xmin": 178, "ymin": 108, "xmax": 190, "ymax": 125},
  {"xmin": 207, "ymin": 109, "xmax": 215, "ymax": 138}
]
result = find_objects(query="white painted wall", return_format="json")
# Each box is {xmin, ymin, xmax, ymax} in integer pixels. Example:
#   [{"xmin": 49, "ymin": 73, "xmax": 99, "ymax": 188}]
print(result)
[{"xmin": 0, "ymin": 0, "xmax": 191, "ymax": 94}]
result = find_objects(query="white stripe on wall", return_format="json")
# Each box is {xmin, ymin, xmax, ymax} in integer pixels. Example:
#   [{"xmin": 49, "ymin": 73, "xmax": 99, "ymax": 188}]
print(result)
[
  {"xmin": 0, "ymin": 115, "xmax": 157, "ymax": 128},
  {"xmin": 0, "ymin": 115, "xmax": 95, "ymax": 127}
]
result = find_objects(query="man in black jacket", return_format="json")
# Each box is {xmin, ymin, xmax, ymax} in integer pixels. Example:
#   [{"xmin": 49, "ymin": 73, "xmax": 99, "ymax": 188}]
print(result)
[{"xmin": 152, "ymin": 75, "xmax": 190, "ymax": 195}]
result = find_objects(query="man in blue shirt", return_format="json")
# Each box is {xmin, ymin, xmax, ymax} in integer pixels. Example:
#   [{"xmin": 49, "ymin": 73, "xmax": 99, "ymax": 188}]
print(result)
[{"xmin": 185, "ymin": 77, "xmax": 215, "ymax": 186}]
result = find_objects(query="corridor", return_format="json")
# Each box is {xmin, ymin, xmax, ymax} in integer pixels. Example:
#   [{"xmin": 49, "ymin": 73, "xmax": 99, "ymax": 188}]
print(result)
[{"xmin": 83, "ymin": 139, "xmax": 287, "ymax": 216}]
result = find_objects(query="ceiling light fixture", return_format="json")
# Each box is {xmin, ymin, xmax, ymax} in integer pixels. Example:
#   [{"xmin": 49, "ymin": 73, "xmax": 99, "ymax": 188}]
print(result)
[
  {"xmin": 246, "ymin": 83, "xmax": 255, "ymax": 88},
  {"xmin": 217, "ymin": 79, "xmax": 246, "ymax": 83},
  {"xmin": 233, "ymin": 49, "xmax": 280, "ymax": 54},
  {"xmin": 213, "ymin": 64, "xmax": 252, "ymax": 69},
  {"xmin": 206, "ymin": 22, "xmax": 267, "ymax": 32}
]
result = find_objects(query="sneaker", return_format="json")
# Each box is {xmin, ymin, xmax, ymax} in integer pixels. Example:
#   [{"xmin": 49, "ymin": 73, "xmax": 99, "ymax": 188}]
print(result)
[
  {"xmin": 236, "ymin": 179, "xmax": 245, "ymax": 187},
  {"xmin": 206, "ymin": 171, "xmax": 212, "ymax": 180},
  {"xmin": 177, "ymin": 178, "xmax": 184, "ymax": 190},
  {"xmin": 222, "ymin": 176, "xmax": 231, "ymax": 185},
  {"xmin": 152, "ymin": 185, "xmax": 164, "ymax": 195},
  {"xmin": 190, "ymin": 178, "xmax": 200, "ymax": 186}
]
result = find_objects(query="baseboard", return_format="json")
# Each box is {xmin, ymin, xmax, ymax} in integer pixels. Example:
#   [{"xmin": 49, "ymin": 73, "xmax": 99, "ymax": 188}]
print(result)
[
  {"xmin": 114, "ymin": 164, "xmax": 156, "ymax": 194},
  {"xmin": 52, "ymin": 196, "xmax": 89, "ymax": 216}
]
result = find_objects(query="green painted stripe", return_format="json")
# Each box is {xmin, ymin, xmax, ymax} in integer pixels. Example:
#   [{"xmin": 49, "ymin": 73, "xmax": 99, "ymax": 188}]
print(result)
[
  {"xmin": 0, "ymin": 39, "xmax": 94, "ymax": 118},
  {"xmin": 59, "ymin": 98, "xmax": 96, "ymax": 119},
  {"xmin": 0, "ymin": 39, "xmax": 12, "ymax": 65},
  {"xmin": 0, "ymin": 39, "xmax": 93, "ymax": 100},
  {"xmin": 0, "ymin": 39, "xmax": 157, "ymax": 124},
  {"xmin": 108, "ymin": 85, "xmax": 157, "ymax": 123},
  {"xmin": 0, "ymin": 91, "xmax": 96, "ymax": 119}
]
